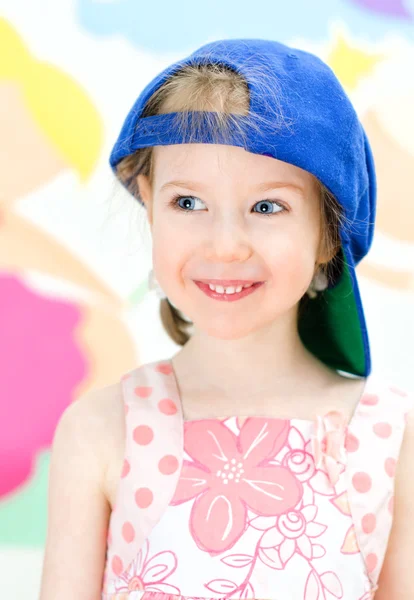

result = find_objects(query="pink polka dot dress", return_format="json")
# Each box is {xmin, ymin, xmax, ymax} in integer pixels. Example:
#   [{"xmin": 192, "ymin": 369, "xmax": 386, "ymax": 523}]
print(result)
[{"xmin": 102, "ymin": 359, "xmax": 414, "ymax": 600}]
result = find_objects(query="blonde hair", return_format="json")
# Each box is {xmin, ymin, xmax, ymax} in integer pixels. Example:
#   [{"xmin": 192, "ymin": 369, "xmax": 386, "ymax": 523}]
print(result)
[{"xmin": 114, "ymin": 61, "xmax": 348, "ymax": 345}]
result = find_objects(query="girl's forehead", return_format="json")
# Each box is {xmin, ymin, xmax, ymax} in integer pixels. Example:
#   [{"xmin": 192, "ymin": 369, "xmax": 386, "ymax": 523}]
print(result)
[{"xmin": 153, "ymin": 143, "xmax": 315, "ymax": 189}]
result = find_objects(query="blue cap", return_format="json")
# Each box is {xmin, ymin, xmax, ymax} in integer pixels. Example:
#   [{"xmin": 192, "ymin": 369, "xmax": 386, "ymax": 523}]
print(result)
[{"xmin": 109, "ymin": 38, "xmax": 376, "ymax": 378}]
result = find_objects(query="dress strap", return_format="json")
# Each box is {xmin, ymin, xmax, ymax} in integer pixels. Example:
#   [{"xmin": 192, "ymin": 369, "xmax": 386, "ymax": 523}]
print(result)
[
  {"xmin": 104, "ymin": 359, "xmax": 184, "ymax": 593},
  {"xmin": 345, "ymin": 373, "xmax": 414, "ymax": 592}
]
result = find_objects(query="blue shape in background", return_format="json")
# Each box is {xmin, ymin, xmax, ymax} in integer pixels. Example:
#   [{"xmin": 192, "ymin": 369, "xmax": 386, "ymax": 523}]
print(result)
[{"xmin": 77, "ymin": 0, "xmax": 413, "ymax": 53}]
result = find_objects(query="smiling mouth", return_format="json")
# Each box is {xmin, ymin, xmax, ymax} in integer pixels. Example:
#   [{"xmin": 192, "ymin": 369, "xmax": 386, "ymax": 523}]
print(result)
[{"xmin": 193, "ymin": 280, "xmax": 264, "ymax": 301}]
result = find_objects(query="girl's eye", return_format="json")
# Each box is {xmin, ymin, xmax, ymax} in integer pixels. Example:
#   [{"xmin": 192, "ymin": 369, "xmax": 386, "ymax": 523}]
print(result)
[
  {"xmin": 252, "ymin": 200, "xmax": 285, "ymax": 216},
  {"xmin": 172, "ymin": 195, "xmax": 205, "ymax": 211},
  {"xmin": 170, "ymin": 195, "xmax": 286, "ymax": 216}
]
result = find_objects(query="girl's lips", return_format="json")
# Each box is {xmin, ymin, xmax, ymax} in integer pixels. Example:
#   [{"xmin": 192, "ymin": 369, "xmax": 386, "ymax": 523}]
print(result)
[
  {"xmin": 195, "ymin": 279, "xmax": 262, "ymax": 286},
  {"xmin": 194, "ymin": 280, "xmax": 264, "ymax": 302}
]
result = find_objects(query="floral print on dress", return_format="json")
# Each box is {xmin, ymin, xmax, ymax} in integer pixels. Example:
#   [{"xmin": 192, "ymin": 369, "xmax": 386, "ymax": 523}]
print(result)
[
  {"xmin": 208, "ymin": 500, "xmax": 344, "ymax": 600},
  {"xmin": 111, "ymin": 538, "xmax": 180, "ymax": 596},
  {"xmin": 203, "ymin": 421, "xmax": 346, "ymax": 599},
  {"xmin": 167, "ymin": 417, "xmax": 351, "ymax": 599},
  {"xmin": 250, "ymin": 503, "xmax": 327, "ymax": 565},
  {"xmin": 170, "ymin": 417, "xmax": 304, "ymax": 553},
  {"xmin": 275, "ymin": 415, "xmax": 347, "ymax": 496}
]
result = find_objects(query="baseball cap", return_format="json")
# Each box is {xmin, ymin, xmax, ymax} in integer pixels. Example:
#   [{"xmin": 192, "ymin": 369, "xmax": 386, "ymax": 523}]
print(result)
[{"xmin": 109, "ymin": 38, "xmax": 376, "ymax": 378}]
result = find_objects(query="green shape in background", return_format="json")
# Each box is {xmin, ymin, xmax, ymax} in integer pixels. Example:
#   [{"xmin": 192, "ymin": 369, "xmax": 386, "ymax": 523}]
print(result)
[
  {"xmin": 128, "ymin": 277, "xmax": 149, "ymax": 305},
  {"xmin": 0, "ymin": 450, "xmax": 50, "ymax": 546}
]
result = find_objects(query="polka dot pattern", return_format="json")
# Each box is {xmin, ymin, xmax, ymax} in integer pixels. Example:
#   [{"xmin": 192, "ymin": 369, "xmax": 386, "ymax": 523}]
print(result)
[
  {"xmin": 133, "ymin": 425, "xmax": 154, "ymax": 445},
  {"xmin": 384, "ymin": 457, "xmax": 396, "ymax": 477},
  {"xmin": 361, "ymin": 513, "xmax": 376, "ymax": 534},
  {"xmin": 345, "ymin": 431, "xmax": 359, "ymax": 452},
  {"xmin": 135, "ymin": 487, "xmax": 154, "ymax": 508},
  {"xmin": 103, "ymin": 359, "xmax": 184, "ymax": 594},
  {"xmin": 346, "ymin": 375, "xmax": 414, "ymax": 591},
  {"xmin": 366, "ymin": 553, "xmax": 378, "ymax": 573},
  {"xmin": 121, "ymin": 459, "xmax": 130, "ymax": 478},
  {"xmin": 158, "ymin": 454, "xmax": 179, "ymax": 475},
  {"xmin": 155, "ymin": 362, "xmax": 173, "ymax": 375},
  {"xmin": 361, "ymin": 393, "xmax": 379, "ymax": 406},
  {"xmin": 373, "ymin": 422, "xmax": 392, "ymax": 438},
  {"xmin": 134, "ymin": 386, "xmax": 153, "ymax": 398},
  {"xmin": 122, "ymin": 522, "xmax": 135, "ymax": 543},
  {"xmin": 352, "ymin": 472, "xmax": 372, "ymax": 493},
  {"xmin": 158, "ymin": 398, "xmax": 178, "ymax": 415},
  {"xmin": 111, "ymin": 555, "xmax": 123, "ymax": 576}
]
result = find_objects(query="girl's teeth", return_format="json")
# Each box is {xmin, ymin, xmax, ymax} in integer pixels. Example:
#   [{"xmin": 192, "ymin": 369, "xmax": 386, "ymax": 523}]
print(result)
[{"xmin": 208, "ymin": 283, "xmax": 253, "ymax": 294}]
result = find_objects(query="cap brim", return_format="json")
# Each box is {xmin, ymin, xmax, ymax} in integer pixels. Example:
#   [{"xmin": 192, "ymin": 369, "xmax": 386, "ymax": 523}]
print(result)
[{"xmin": 298, "ymin": 242, "xmax": 371, "ymax": 378}]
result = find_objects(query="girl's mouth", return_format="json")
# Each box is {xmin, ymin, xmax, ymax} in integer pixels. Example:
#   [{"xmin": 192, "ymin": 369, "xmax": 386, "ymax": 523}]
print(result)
[{"xmin": 193, "ymin": 280, "xmax": 264, "ymax": 302}]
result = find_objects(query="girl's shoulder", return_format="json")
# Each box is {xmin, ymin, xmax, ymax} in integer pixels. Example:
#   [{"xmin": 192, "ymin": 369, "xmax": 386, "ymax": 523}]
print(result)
[
  {"xmin": 368, "ymin": 371, "xmax": 414, "ymax": 417},
  {"xmin": 347, "ymin": 370, "xmax": 414, "ymax": 451},
  {"xmin": 67, "ymin": 378, "xmax": 127, "ymax": 510},
  {"xmin": 62, "ymin": 378, "xmax": 125, "ymax": 459}
]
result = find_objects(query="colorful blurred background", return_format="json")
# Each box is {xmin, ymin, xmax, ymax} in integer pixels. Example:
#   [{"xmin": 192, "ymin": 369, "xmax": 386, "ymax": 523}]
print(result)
[{"xmin": 1, "ymin": 0, "xmax": 414, "ymax": 596}]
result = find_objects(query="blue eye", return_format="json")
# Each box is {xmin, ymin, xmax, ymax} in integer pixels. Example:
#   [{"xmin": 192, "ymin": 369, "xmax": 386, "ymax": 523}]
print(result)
[
  {"xmin": 253, "ymin": 200, "xmax": 285, "ymax": 215},
  {"xmin": 173, "ymin": 195, "xmax": 203, "ymax": 211},
  {"xmin": 170, "ymin": 195, "xmax": 287, "ymax": 216}
]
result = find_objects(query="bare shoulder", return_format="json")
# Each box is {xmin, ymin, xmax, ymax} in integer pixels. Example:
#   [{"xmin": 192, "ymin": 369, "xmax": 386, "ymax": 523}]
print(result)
[
  {"xmin": 78, "ymin": 378, "xmax": 125, "ymax": 439},
  {"xmin": 60, "ymin": 378, "xmax": 126, "ymax": 507},
  {"xmin": 88, "ymin": 379, "xmax": 128, "ymax": 509},
  {"xmin": 374, "ymin": 389, "xmax": 414, "ymax": 600},
  {"xmin": 66, "ymin": 378, "xmax": 124, "ymax": 451}
]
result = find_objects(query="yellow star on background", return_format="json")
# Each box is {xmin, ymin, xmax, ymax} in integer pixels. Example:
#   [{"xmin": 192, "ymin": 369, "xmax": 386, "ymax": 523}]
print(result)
[{"xmin": 327, "ymin": 30, "xmax": 385, "ymax": 90}]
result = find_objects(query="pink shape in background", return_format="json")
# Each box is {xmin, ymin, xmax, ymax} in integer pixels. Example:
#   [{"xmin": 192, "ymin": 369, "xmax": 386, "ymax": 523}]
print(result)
[
  {"xmin": 348, "ymin": 0, "xmax": 412, "ymax": 19},
  {"xmin": 0, "ymin": 273, "xmax": 87, "ymax": 498}
]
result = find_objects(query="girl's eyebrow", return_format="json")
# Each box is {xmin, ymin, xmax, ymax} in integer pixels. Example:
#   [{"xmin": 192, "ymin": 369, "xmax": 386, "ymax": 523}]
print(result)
[
  {"xmin": 159, "ymin": 179, "xmax": 305, "ymax": 195},
  {"xmin": 256, "ymin": 181, "xmax": 305, "ymax": 195}
]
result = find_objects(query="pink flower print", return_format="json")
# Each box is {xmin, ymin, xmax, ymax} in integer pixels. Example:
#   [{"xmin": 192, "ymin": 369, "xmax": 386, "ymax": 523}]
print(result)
[
  {"xmin": 277, "ymin": 417, "xmax": 346, "ymax": 496},
  {"xmin": 171, "ymin": 418, "xmax": 303, "ymax": 553},
  {"xmin": 282, "ymin": 446, "xmax": 316, "ymax": 482},
  {"xmin": 115, "ymin": 539, "xmax": 179, "ymax": 595},
  {"xmin": 253, "ymin": 504, "xmax": 327, "ymax": 567}
]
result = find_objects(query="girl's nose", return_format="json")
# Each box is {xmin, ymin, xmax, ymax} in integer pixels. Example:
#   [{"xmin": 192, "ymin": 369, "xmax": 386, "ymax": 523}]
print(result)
[{"xmin": 204, "ymin": 219, "xmax": 252, "ymax": 262}]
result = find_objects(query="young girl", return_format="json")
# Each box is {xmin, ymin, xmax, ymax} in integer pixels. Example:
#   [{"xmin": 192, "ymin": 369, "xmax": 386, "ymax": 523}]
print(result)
[{"xmin": 39, "ymin": 39, "xmax": 414, "ymax": 600}]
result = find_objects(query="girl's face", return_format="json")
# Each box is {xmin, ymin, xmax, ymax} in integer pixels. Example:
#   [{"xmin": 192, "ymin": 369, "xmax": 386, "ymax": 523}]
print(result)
[{"xmin": 138, "ymin": 143, "xmax": 324, "ymax": 340}]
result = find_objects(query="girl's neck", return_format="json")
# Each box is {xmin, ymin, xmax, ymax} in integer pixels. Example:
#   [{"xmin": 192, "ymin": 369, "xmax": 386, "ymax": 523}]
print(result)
[
  {"xmin": 170, "ymin": 345, "xmax": 366, "ymax": 423},
  {"xmin": 171, "ymin": 332, "xmax": 341, "ymax": 405}
]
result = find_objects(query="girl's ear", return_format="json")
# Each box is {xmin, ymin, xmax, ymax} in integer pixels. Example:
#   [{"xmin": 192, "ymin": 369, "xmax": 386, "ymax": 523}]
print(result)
[
  {"xmin": 318, "ymin": 246, "xmax": 337, "ymax": 267},
  {"xmin": 137, "ymin": 174, "xmax": 153, "ymax": 226}
]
